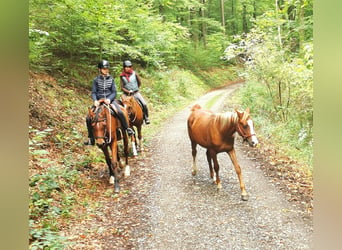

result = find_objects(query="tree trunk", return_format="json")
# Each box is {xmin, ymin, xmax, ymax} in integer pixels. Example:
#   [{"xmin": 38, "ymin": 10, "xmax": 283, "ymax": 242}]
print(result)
[
  {"xmin": 220, "ymin": 0, "xmax": 225, "ymax": 34},
  {"xmin": 275, "ymin": 0, "xmax": 283, "ymax": 48},
  {"xmin": 297, "ymin": 0, "xmax": 305, "ymax": 55},
  {"xmin": 253, "ymin": 0, "xmax": 257, "ymax": 19},
  {"xmin": 201, "ymin": 0, "xmax": 207, "ymax": 48},
  {"xmin": 242, "ymin": 3, "xmax": 248, "ymax": 33}
]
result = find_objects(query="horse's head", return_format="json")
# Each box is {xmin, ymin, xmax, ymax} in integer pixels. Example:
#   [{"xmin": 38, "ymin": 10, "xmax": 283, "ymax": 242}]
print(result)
[
  {"xmin": 90, "ymin": 105, "xmax": 108, "ymax": 147},
  {"xmin": 235, "ymin": 108, "xmax": 258, "ymax": 147},
  {"xmin": 121, "ymin": 95, "xmax": 134, "ymax": 114}
]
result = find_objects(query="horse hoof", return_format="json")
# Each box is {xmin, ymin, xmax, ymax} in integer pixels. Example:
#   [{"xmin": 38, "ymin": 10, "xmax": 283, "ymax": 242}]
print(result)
[
  {"xmin": 217, "ymin": 183, "xmax": 222, "ymax": 189},
  {"xmin": 114, "ymin": 187, "xmax": 120, "ymax": 193},
  {"xmin": 192, "ymin": 171, "xmax": 197, "ymax": 176},
  {"xmin": 109, "ymin": 176, "xmax": 115, "ymax": 184},
  {"xmin": 241, "ymin": 194, "xmax": 249, "ymax": 201},
  {"xmin": 124, "ymin": 165, "xmax": 131, "ymax": 177}
]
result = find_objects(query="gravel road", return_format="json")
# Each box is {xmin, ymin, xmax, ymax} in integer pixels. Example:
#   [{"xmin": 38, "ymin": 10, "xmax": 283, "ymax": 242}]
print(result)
[{"xmin": 134, "ymin": 83, "xmax": 313, "ymax": 249}]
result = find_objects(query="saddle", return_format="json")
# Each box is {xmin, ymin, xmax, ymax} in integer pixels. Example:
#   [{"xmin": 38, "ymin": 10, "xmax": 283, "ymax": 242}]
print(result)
[{"xmin": 95, "ymin": 100, "xmax": 125, "ymax": 140}]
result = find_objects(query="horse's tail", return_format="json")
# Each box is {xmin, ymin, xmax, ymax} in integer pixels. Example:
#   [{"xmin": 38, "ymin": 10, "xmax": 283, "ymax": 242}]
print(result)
[{"xmin": 191, "ymin": 104, "xmax": 202, "ymax": 111}]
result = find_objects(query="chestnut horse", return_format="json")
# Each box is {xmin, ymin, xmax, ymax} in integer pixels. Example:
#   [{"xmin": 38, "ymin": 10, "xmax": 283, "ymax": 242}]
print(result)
[
  {"xmin": 121, "ymin": 94, "xmax": 144, "ymax": 155},
  {"xmin": 187, "ymin": 104, "xmax": 258, "ymax": 201},
  {"xmin": 88, "ymin": 100, "xmax": 130, "ymax": 193}
]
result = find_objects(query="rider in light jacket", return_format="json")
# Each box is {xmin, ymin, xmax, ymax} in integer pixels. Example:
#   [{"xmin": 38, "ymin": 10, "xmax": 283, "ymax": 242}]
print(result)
[{"xmin": 120, "ymin": 60, "xmax": 150, "ymax": 125}]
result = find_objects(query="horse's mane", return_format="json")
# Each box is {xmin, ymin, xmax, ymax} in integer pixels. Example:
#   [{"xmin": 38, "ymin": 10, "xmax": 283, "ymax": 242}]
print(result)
[
  {"xmin": 216, "ymin": 111, "xmax": 237, "ymax": 130},
  {"xmin": 93, "ymin": 105, "xmax": 105, "ymax": 122}
]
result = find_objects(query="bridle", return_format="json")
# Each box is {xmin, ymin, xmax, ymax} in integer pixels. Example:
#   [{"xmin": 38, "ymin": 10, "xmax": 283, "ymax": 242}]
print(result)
[
  {"xmin": 235, "ymin": 117, "xmax": 256, "ymax": 141},
  {"xmin": 91, "ymin": 104, "xmax": 112, "ymax": 143},
  {"xmin": 122, "ymin": 97, "xmax": 137, "ymax": 123}
]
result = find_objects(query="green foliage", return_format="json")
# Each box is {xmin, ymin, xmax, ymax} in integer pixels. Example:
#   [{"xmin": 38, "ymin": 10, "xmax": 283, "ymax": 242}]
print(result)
[
  {"xmin": 235, "ymin": 26, "xmax": 313, "ymax": 167},
  {"xmin": 29, "ymin": 0, "xmax": 190, "ymax": 73},
  {"xmin": 29, "ymin": 29, "xmax": 52, "ymax": 70},
  {"xmin": 29, "ymin": 163, "xmax": 80, "ymax": 248},
  {"xmin": 30, "ymin": 221, "xmax": 70, "ymax": 250},
  {"xmin": 179, "ymin": 42, "xmax": 224, "ymax": 71}
]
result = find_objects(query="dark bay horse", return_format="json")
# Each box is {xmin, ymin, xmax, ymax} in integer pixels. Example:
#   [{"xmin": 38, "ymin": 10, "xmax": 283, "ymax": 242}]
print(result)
[
  {"xmin": 88, "ymin": 100, "xmax": 130, "ymax": 193},
  {"xmin": 187, "ymin": 104, "xmax": 258, "ymax": 201},
  {"xmin": 121, "ymin": 94, "xmax": 144, "ymax": 155}
]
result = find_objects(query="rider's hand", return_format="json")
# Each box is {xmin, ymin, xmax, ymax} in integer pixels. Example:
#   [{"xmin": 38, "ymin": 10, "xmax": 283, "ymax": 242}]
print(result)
[
  {"xmin": 104, "ymin": 99, "xmax": 111, "ymax": 104},
  {"xmin": 94, "ymin": 100, "xmax": 100, "ymax": 107},
  {"xmin": 129, "ymin": 90, "xmax": 133, "ymax": 95}
]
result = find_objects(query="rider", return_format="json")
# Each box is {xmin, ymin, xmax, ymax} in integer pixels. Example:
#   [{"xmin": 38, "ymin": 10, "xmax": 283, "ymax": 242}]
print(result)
[
  {"xmin": 84, "ymin": 60, "xmax": 134, "ymax": 146},
  {"xmin": 120, "ymin": 60, "xmax": 150, "ymax": 124}
]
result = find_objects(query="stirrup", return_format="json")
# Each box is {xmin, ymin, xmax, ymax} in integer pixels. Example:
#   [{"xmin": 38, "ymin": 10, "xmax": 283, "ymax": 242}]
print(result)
[
  {"xmin": 126, "ymin": 128, "xmax": 135, "ymax": 136},
  {"xmin": 84, "ymin": 138, "xmax": 95, "ymax": 145}
]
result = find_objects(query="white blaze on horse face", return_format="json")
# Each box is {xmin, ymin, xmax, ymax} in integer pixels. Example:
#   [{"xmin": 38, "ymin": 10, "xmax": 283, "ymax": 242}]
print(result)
[{"xmin": 247, "ymin": 119, "xmax": 258, "ymax": 146}]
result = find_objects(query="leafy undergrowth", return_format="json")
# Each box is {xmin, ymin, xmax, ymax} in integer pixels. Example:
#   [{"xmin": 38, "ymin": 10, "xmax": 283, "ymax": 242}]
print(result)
[{"xmin": 242, "ymin": 137, "xmax": 313, "ymax": 218}]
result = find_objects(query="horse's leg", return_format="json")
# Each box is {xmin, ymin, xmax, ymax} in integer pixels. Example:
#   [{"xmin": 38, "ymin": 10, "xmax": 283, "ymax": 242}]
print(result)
[
  {"xmin": 211, "ymin": 153, "xmax": 222, "ymax": 189},
  {"xmin": 100, "ymin": 145, "xmax": 115, "ymax": 184},
  {"xmin": 130, "ymin": 126, "xmax": 138, "ymax": 156},
  {"xmin": 206, "ymin": 149, "xmax": 214, "ymax": 180},
  {"xmin": 110, "ymin": 140, "xmax": 120, "ymax": 193},
  {"xmin": 191, "ymin": 141, "xmax": 198, "ymax": 176},
  {"xmin": 227, "ymin": 149, "xmax": 248, "ymax": 201},
  {"xmin": 122, "ymin": 133, "xmax": 130, "ymax": 177},
  {"xmin": 137, "ymin": 124, "xmax": 144, "ymax": 152}
]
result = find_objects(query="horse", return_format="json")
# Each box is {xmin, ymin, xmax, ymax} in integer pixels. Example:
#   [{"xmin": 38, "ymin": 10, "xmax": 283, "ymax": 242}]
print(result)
[
  {"xmin": 88, "ymin": 100, "xmax": 130, "ymax": 193},
  {"xmin": 120, "ymin": 94, "xmax": 144, "ymax": 155},
  {"xmin": 187, "ymin": 104, "xmax": 258, "ymax": 201}
]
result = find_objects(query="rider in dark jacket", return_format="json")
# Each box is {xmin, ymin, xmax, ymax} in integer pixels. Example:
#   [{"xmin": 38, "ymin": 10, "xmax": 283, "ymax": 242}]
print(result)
[{"xmin": 84, "ymin": 60, "xmax": 134, "ymax": 145}]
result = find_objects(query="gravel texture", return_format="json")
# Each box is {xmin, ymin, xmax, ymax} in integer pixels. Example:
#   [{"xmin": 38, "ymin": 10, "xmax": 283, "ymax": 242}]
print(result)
[
  {"xmin": 135, "ymin": 83, "xmax": 313, "ymax": 249},
  {"xmin": 64, "ymin": 82, "xmax": 313, "ymax": 249}
]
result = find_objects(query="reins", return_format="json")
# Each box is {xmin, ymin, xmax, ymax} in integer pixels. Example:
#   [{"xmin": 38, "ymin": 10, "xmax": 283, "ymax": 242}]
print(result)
[
  {"xmin": 123, "ymin": 97, "xmax": 138, "ymax": 123},
  {"xmin": 92, "ymin": 104, "xmax": 113, "ymax": 144}
]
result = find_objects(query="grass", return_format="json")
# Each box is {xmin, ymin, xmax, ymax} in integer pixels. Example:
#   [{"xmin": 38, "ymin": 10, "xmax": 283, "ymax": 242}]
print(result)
[{"xmin": 230, "ymin": 80, "xmax": 313, "ymax": 171}]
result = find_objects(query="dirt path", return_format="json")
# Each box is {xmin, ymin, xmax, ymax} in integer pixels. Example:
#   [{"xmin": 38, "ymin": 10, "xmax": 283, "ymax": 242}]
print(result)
[
  {"xmin": 134, "ymin": 83, "xmax": 313, "ymax": 249},
  {"xmin": 64, "ymin": 82, "xmax": 312, "ymax": 249}
]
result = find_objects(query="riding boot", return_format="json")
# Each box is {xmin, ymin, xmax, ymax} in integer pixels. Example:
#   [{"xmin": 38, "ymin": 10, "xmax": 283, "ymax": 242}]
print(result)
[
  {"xmin": 116, "ymin": 108, "xmax": 135, "ymax": 136},
  {"xmin": 143, "ymin": 106, "xmax": 150, "ymax": 124},
  {"xmin": 84, "ymin": 116, "xmax": 95, "ymax": 145}
]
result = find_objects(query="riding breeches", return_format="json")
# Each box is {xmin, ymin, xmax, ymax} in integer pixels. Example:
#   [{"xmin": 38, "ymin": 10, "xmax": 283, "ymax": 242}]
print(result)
[{"xmin": 110, "ymin": 101, "xmax": 129, "ymax": 130}]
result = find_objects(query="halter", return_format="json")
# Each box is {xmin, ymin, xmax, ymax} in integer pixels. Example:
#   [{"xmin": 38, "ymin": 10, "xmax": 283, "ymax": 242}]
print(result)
[
  {"xmin": 235, "ymin": 116, "xmax": 256, "ymax": 141},
  {"xmin": 91, "ymin": 104, "xmax": 112, "ymax": 143},
  {"xmin": 122, "ymin": 96, "xmax": 137, "ymax": 123}
]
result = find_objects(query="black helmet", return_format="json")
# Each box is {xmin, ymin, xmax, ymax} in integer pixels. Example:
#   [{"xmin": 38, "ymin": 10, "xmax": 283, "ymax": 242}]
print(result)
[
  {"xmin": 123, "ymin": 60, "xmax": 133, "ymax": 67},
  {"xmin": 98, "ymin": 60, "xmax": 110, "ymax": 69}
]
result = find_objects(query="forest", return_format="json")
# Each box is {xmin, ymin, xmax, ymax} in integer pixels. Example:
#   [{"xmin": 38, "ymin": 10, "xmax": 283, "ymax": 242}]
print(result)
[{"xmin": 29, "ymin": 0, "xmax": 313, "ymax": 248}]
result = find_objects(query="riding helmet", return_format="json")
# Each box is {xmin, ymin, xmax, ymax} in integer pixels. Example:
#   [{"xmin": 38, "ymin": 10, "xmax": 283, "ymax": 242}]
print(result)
[
  {"xmin": 98, "ymin": 60, "xmax": 110, "ymax": 69},
  {"xmin": 123, "ymin": 60, "xmax": 133, "ymax": 67}
]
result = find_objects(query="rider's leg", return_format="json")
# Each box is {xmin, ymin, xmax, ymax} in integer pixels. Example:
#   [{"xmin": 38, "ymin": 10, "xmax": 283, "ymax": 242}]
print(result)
[
  {"xmin": 84, "ymin": 115, "xmax": 95, "ymax": 145},
  {"xmin": 112, "ymin": 102, "xmax": 135, "ymax": 136},
  {"xmin": 135, "ymin": 93, "xmax": 150, "ymax": 124}
]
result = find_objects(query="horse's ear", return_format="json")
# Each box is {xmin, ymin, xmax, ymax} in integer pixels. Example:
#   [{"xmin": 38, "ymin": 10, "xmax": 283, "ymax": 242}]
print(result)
[
  {"xmin": 88, "ymin": 107, "xmax": 94, "ymax": 116},
  {"xmin": 245, "ymin": 107, "xmax": 250, "ymax": 113},
  {"xmin": 235, "ymin": 109, "xmax": 243, "ymax": 118}
]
